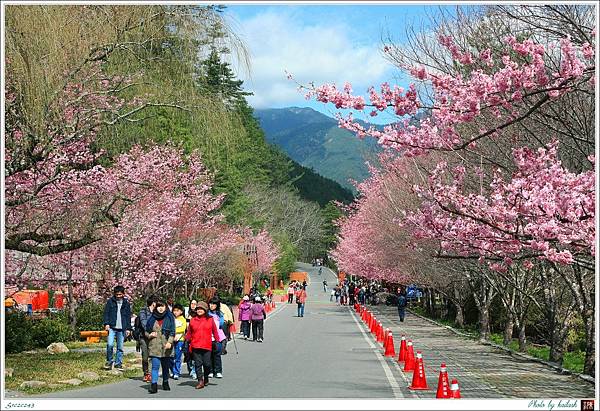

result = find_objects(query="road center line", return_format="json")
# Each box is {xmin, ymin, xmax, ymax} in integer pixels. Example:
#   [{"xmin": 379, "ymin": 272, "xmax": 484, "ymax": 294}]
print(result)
[{"xmin": 348, "ymin": 307, "xmax": 404, "ymax": 399}]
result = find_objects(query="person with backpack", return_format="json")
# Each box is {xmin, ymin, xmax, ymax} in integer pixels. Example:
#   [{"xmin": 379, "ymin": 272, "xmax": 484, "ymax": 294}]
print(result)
[
  {"xmin": 103, "ymin": 285, "xmax": 132, "ymax": 371},
  {"xmin": 397, "ymin": 289, "xmax": 408, "ymax": 322},
  {"xmin": 145, "ymin": 298, "xmax": 175, "ymax": 394},
  {"xmin": 135, "ymin": 296, "xmax": 157, "ymax": 382},
  {"xmin": 296, "ymin": 286, "xmax": 307, "ymax": 317}
]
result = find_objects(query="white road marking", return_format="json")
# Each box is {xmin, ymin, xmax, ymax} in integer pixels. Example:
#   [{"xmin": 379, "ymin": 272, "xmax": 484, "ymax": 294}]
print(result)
[{"xmin": 349, "ymin": 307, "xmax": 404, "ymax": 398}]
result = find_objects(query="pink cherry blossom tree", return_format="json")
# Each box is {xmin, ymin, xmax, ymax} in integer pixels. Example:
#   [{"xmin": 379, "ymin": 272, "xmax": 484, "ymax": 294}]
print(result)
[{"xmin": 303, "ymin": 12, "xmax": 595, "ymax": 373}]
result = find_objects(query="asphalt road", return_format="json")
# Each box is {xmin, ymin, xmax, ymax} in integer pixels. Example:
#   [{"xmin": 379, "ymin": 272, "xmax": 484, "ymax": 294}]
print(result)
[{"xmin": 35, "ymin": 263, "xmax": 403, "ymax": 398}]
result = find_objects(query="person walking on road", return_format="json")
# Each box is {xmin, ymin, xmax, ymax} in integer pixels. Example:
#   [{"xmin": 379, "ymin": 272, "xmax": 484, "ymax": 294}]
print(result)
[
  {"xmin": 185, "ymin": 301, "xmax": 219, "ymax": 390},
  {"xmin": 334, "ymin": 285, "xmax": 341, "ymax": 304},
  {"xmin": 251, "ymin": 296, "xmax": 266, "ymax": 342},
  {"xmin": 239, "ymin": 295, "xmax": 252, "ymax": 339},
  {"xmin": 296, "ymin": 286, "xmax": 307, "ymax": 317},
  {"xmin": 136, "ymin": 295, "xmax": 156, "ymax": 382},
  {"xmin": 145, "ymin": 298, "xmax": 175, "ymax": 394},
  {"xmin": 208, "ymin": 297, "xmax": 227, "ymax": 379},
  {"xmin": 103, "ymin": 285, "xmax": 132, "ymax": 371},
  {"xmin": 319, "ymin": 266, "xmax": 322, "ymax": 275},
  {"xmin": 397, "ymin": 289, "xmax": 407, "ymax": 322},
  {"xmin": 185, "ymin": 299, "xmax": 197, "ymax": 379},
  {"xmin": 348, "ymin": 283, "xmax": 356, "ymax": 306},
  {"xmin": 322, "ymin": 279, "xmax": 328, "ymax": 293},
  {"xmin": 220, "ymin": 301, "xmax": 234, "ymax": 355},
  {"xmin": 170, "ymin": 304, "xmax": 187, "ymax": 380},
  {"xmin": 287, "ymin": 283, "xmax": 295, "ymax": 304}
]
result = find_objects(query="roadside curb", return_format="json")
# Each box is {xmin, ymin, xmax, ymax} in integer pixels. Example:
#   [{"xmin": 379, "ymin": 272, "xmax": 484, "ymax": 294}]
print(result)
[{"xmin": 407, "ymin": 309, "xmax": 595, "ymax": 385}]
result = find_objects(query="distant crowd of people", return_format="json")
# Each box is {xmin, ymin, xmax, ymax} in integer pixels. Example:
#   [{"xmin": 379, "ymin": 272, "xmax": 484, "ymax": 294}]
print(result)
[
  {"xmin": 325, "ymin": 279, "xmax": 408, "ymax": 322},
  {"xmin": 102, "ymin": 284, "xmax": 271, "ymax": 394}
]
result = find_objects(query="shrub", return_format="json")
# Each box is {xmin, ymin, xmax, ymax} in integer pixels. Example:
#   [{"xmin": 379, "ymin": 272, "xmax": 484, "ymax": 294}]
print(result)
[
  {"xmin": 75, "ymin": 300, "xmax": 105, "ymax": 332},
  {"xmin": 5, "ymin": 310, "xmax": 34, "ymax": 354},
  {"xmin": 30, "ymin": 315, "xmax": 73, "ymax": 347}
]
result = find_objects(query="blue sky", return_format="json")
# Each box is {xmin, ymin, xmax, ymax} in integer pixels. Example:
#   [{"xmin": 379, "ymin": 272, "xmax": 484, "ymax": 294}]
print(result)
[{"xmin": 225, "ymin": 4, "xmax": 440, "ymax": 124}]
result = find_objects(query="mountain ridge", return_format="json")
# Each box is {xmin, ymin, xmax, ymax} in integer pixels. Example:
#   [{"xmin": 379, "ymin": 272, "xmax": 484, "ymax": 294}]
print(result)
[{"xmin": 255, "ymin": 107, "xmax": 381, "ymax": 191}]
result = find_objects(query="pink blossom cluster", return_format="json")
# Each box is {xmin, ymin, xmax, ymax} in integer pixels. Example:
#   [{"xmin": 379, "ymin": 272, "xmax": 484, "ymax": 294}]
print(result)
[
  {"xmin": 301, "ymin": 32, "xmax": 594, "ymax": 156},
  {"xmin": 305, "ymin": 31, "xmax": 595, "ymax": 279},
  {"xmin": 5, "ymin": 61, "xmax": 282, "ymax": 299},
  {"xmin": 406, "ymin": 140, "xmax": 594, "ymax": 270}
]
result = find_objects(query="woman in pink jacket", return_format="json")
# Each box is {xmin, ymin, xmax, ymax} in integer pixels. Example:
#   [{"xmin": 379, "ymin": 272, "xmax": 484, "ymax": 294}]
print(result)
[
  {"xmin": 238, "ymin": 295, "xmax": 252, "ymax": 340},
  {"xmin": 250, "ymin": 296, "xmax": 266, "ymax": 342}
]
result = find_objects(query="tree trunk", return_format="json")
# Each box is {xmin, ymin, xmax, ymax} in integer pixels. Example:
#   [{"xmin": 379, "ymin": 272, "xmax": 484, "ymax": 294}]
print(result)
[
  {"xmin": 427, "ymin": 289, "xmax": 436, "ymax": 317},
  {"xmin": 67, "ymin": 277, "xmax": 78, "ymax": 336},
  {"xmin": 549, "ymin": 328, "xmax": 565, "ymax": 365},
  {"xmin": 478, "ymin": 305, "xmax": 491, "ymax": 341},
  {"xmin": 455, "ymin": 304, "xmax": 464, "ymax": 328},
  {"xmin": 583, "ymin": 315, "xmax": 595, "ymax": 376},
  {"xmin": 503, "ymin": 314, "xmax": 514, "ymax": 346},
  {"xmin": 517, "ymin": 321, "xmax": 527, "ymax": 352}
]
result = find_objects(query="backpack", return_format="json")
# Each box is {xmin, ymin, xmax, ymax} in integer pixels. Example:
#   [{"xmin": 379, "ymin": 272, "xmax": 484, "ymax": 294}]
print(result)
[{"xmin": 133, "ymin": 315, "xmax": 144, "ymax": 341}]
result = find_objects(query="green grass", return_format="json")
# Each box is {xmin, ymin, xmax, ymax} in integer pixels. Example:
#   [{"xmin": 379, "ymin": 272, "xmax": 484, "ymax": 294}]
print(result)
[
  {"xmin": 65, "ymin": 340, "xmax": 136, "ymax": 350},
  {"xmin": 5, "ymin": 350, "xmax": 140, "ymax": 394},
  {"xmin": 489, "ymin": 333, "xmax": 584, "ymax": 374}
]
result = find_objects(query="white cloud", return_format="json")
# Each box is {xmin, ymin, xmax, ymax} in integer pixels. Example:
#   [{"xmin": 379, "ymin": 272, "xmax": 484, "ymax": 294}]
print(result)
[{"xmin": 229, "ymin": 10, "xmax": 392, "ymax": 108}]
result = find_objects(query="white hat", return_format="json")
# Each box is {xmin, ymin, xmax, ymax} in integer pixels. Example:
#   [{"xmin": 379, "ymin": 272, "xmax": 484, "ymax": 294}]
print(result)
[
  {"xmin": 255, "ymin": 296, "xmax": 261, "ymax": 302},
  {"xmin": 243, "ymin": 296, "xmax": 249, "ymax": 301}
]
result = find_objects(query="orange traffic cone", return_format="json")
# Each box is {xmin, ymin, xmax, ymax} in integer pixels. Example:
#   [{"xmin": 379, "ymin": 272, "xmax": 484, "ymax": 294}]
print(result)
[
  {"xmin": 403, "ymin": 340, "xmax": 416, "ymax": 372},
  {"xmin": 384, "ymin": 332, "xmax": 396, "ymax": 357},
  {"xmin": 409, "ymin": 351, "xmax": 429, "ymax": 390},
  {"xmin": 383, "ymin": 328, "xmax": 390, "ymax": 348},
  {"xmin": 376, "ymin": 322, "xmax": 384, "ymax": 343},
  {"xmin": 436, "ymin": 363, "xmax": 451, "ymax": 398},
  {"xmin": 369, "ymin": 316, "xmax": 376, "ymax": 333},
  {"xmin": 450, "ymin": 379, "xmax": 461, "ymax": 398},
  {"xmin": 371, "ymin": 317, "xmax": 379, "ymax": 335},
  {"xmin": 398, "ymin": 335, "xmax": 407, "ymax": 363}
]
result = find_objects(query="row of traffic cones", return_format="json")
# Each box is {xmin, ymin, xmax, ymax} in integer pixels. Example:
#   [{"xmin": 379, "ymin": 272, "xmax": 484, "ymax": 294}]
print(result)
[
  {"xmin": 356, "ymin": 304, "xmax": 461, "ymax": 398},
  {"xmin": 264, "ymin": 301, "xmax": 276, "ymax": 313}
]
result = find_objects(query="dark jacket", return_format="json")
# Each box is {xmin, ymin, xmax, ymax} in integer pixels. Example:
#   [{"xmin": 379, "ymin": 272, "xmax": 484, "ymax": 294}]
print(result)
[
  {"xmin": 139, "ymin": 307, "xmax": 153, "ymax": 330},
  {"xmin": 397, "ymin": 294, "xmax": 407, "ymax": 309},
  {"xmin": 103, "ymin": 296, "xmax": 132, "ymax": 330}
]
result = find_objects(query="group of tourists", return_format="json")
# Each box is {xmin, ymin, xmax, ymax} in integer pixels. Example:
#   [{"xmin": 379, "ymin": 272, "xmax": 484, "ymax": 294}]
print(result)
[
  {"xmin": 325, "ymin": 278, "xmax": 409, "ymax": 322},
  {"xmin": 329, "ymin": 278, "xmax": 356, "ymax": 306},
  {"xmin": 102, "ymin": 285, "xmax": 269, "ymax": 394},
  {"xmin": 286, "ymin": 280, "xmax": 308, "ymax": 317}
]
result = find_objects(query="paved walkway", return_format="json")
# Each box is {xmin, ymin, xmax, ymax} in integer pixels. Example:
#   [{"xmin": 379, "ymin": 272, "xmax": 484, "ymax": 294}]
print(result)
[
  {"xmin": 10, "ymin": 263, "xmax": 594, "ymax": 399},
  {"xmin": 361, "ymin": 303, "xmax": 595, "ymax": 398},
  {"xmin": 27, "ymin": 264, "xmax": 399, "ymax": 398}
]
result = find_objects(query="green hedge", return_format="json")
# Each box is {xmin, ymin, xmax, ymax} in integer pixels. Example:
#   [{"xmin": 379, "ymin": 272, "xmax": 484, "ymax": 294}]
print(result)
[
  {"xmin": 5, "ymin": 310, "xmax": 72, "ymax": 354},
  {"xmin": 75, "ymin": 300, "xmax": 105, "ymax": 332}
]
